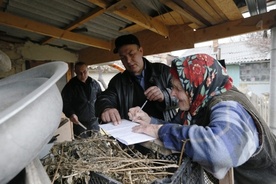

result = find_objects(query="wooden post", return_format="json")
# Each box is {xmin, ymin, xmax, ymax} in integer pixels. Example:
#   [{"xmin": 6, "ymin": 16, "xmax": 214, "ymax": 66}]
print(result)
[
  {"xmin": 25, "ymin": 157, "xmax": 51, "ymax": 184},
  {"xmin": 219, "ymin": 168, "xmax": 234, "ymax": 184}
]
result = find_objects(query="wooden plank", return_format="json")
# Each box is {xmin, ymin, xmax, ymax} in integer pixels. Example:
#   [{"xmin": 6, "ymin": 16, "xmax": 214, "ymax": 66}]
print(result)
[
  {"xmin": 79, "ymin": 24, "xmax": 195, "ymax": 65},
  {"xmin": 25, "ymin": 157, "xmax": 51, "ymax": 184},
  {"xmin": 42, "ymin": 7, "xmax": 105, "ymax": 44},
  {"xmin": 210, "ymin": 0, "xmax": 243, "ymax": 20},
  {"xmin": 183, "ymin": 0, "xmax": 218, "ymax": 24},
  {"xmin": 0, "ymin": 0, "xmax": 4, "ymax": 8},
  {"xmin": 206, "ymin": 0, "xmax": 229, "ymax": 21},
  {"xmin": 122, "ymin": 11, "xmax": 188, "ymax": 33},
  {"xmin": 195, "ymin": 0, "xmax": 225, "ymax": 23},
  {"xmin": 108, "ymin": 0, "xmax": 169, "ymax": 37},
  {"xmin": 0, "ymin": 12, "xmax": 111, "ymax": 50},
  {"xmin": 219, "ymin": 168, "xmax": 234, "ymax": 184},
  {"xmin": 194, "ymin": 9, "xmax": 276, "ymax": 43},
  {"xmin": 155, "ymin": 11, "xmax": 188, "ymax": 26},
  {"xmin": 88, "ymin": 0, "xmax": 110, "ymax": 9},
  {"xmin": 63, "ymin": 7, "xmax": 105, "ymax": 31},
  {"xmin": 160, "ymin": 0, "xmax": 205, "ymax": 28},
  {"xmin": 79, "ymin": 9, "xmax": 276, "ymax": 65}
]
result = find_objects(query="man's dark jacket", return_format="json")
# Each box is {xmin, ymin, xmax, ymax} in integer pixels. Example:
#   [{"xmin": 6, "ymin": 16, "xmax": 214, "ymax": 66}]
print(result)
[
  {"xmin": 95, "ymin": 58, "xmax": 178, "ymax": 122},
  {"xmin": 62, "ymin": 76, "xmax": 102, "ymax": 125}
]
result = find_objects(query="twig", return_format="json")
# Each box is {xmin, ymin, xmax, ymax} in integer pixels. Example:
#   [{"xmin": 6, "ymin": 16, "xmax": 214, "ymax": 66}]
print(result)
[
  {"xmin": 51, "ymin": 145, "xmax": 63, "ymax": 184},
  {"xmin": 62, "ymin": 173, "xmax": 79, "ymax": 178},
  {"xmin": 179, "ymin": 139, "xmax": 189, "ymax": 165},
  {"xmin": 109, "ymin": 164, "xmax": 178, "ymax": 172},
  {"xmin": 42, "ymin": 135, "xmax": 180, "ymax": 184}
]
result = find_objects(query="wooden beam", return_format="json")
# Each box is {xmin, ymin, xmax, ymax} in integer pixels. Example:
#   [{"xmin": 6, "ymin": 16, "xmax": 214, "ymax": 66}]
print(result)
[
  {"xmin": 206, "ymin": 0, "xmax": 229, "ymax": 21},
  {"xmin": 160, "ymin": 0, "xmax": 205, "ymax": 28},
  {"xmin": 209, "ymin": 0, "xmax": 243, "ymax": 20},
  {"xmin": 155, "ymin": 11, "xmax": 188, "ymax": 25},
  {"xmin": 64, "ymin": 7, "xmax": 105, "ymax": 31},
  {"xmin": 183, "ymin": 0, "xmax": 218, "ymax": 24},
  {"xmin": 79, "ymin": 10, "xmax": 276, "ymax": 65},
  {"xmin": 79, "ymin": 25, "xmax": 194, "ymax": 65},
  {"xmin": 194, "ymin": 9, "xmax": 276, "ymax": 43},
  {"xmin": 136, "ymin": 25, "xmax": 194, "ymax": 55},
  {"xmin": 108, "ymin": 0, "xmax": 169, "ymax": 37},
  {"xmin": 219, "ymin": 168, "xmax": 234, "ymax": 184},
  {"xmin": 121, "ymin": 11, "xmax": 188, "ymax": 33},
  {"xmin": 194, "ymin": 0, "xmax": 226, "ymax": 23},
  {"xmin": 87, "ymin": 0, "xmax": 110, "ymax": 9},
  {"xmin": 0, "ymin": 0, "xmax": 4, "ymax": 7},
  {"xmin": 0, "ymin": 12, "xmax": 111, "ymax": 50},
  {"xmin": 42, "ymin": 7, "xmax": 105, "ymax": 44}
]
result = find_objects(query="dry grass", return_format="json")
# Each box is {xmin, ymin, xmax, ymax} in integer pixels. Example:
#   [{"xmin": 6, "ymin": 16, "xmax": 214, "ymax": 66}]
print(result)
[{"xmin": 41, "ymin": 132, "xmax": 179, "ymax": 184}]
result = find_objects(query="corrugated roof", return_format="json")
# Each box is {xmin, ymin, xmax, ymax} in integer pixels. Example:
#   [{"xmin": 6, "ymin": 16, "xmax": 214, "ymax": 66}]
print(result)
[
  {"xmin": 0, "ymin": 0, "xmax": 275, "ymax": 56},
  {"xmin": 0, "ymin": 0, "xmax": 132, "ymax": 51}
]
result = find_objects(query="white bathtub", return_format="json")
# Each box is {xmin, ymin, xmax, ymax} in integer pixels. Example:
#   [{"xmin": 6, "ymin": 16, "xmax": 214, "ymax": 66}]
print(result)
[{"xmin": 0, "ymin": 61, "xmax": 68, "ymax": 183}]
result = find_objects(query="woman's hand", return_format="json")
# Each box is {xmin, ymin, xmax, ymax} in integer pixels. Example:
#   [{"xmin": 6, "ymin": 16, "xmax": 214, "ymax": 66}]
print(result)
[
  {"xmin": 132, "ymin": 124, "xmax": 162, "ymax": 138},
  {"xmin": 128, "ymin": 106, "xmax": 151, "ymax": 125}
]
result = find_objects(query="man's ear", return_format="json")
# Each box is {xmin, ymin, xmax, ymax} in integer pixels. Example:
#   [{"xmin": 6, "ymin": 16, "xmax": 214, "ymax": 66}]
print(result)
[{"xmin": 139, "ymin": 46, "xmax": 143, "ymax": 54}]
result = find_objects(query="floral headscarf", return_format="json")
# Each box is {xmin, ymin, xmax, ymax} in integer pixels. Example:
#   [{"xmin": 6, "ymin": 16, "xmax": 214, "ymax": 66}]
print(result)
[{"xmin": 170, "ymin": 54, "xmax": 233, "ymax": 125}]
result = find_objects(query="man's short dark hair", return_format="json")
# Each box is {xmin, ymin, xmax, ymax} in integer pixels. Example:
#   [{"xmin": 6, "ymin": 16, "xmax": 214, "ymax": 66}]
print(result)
[
  {"xmin": 113, "ymin": 34, "xmax": 140, "ymax": 54},
  {"xmin": 75, "ymin": 61, "xmax": 86, "ymax": 70}
]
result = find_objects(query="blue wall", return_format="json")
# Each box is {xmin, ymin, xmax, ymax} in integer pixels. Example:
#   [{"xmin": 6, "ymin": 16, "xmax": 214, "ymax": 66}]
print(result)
[{"xmin": 226, "ymin": 64, "xmax": 240, "ymax": 87}]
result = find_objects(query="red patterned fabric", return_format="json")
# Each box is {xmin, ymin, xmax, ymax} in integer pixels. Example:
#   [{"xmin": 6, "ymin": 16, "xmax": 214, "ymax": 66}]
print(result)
[{"xmin": 171, "ymin": 53, "xmax": 233, "ymax": 125}]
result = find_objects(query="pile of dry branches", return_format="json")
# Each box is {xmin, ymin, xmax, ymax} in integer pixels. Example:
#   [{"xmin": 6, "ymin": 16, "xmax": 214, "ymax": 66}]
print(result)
[{"xmin": 41, "ymin": 132, "xmax": 179, "ymax": 184}]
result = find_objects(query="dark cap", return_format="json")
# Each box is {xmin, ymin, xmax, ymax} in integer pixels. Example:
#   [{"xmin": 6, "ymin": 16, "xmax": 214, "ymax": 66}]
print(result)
[{"xmin": 113, "ymin": 34, "xmax": 140, "ymax": 53}]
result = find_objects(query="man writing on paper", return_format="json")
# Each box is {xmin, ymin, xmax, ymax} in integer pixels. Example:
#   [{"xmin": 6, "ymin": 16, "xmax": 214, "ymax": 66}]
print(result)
[{"xmin": 95, "ymin": 34, "xmax": 178, "ymax": 125}]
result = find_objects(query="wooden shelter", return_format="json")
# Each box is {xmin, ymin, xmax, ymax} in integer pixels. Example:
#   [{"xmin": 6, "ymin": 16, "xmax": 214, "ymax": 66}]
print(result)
[{"xmin": 0, "ymin": 0, "xmax": 275, "ymax": 65}]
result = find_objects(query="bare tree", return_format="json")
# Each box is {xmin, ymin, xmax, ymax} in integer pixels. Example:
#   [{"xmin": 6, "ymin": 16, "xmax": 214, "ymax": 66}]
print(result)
[{"xmin": 240, "ymin": 30, "xmax": 271, "ymax": 53}]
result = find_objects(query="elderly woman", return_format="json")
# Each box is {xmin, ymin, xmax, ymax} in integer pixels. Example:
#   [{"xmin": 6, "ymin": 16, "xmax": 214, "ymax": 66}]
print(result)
[{"xmin": 128, "ymin": 54, "xmax": 276, "ymax": 184}]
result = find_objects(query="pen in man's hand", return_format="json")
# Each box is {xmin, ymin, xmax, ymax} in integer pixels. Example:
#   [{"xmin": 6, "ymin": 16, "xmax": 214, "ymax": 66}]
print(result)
[{"xmin": 138, "ymin": 100, "xmax": 148, "ymax": 113}]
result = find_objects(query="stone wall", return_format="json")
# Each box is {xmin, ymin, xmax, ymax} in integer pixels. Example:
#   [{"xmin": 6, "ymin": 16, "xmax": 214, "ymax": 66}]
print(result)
[
  {"xmin": 0, "ymin": 40, "xmax": 25, "ymax": 78},
  {"xmin": 240, "ymin": 61, "xmax": 270, "ymax": 82},
  {"xmin": 0, "ymin": 40, "xmax": 78, "ymax": 79}
]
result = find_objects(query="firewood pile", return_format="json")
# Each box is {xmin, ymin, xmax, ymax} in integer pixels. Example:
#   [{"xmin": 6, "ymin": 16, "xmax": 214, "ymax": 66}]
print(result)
[{"xmin": 41, "ymin": 132, "xmax": 179, "ymax": 184}]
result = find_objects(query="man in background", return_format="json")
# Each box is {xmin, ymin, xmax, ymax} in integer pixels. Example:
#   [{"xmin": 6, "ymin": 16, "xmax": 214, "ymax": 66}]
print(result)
[{"xmin": 62, "ymin": 61, "xmax": 102, "ymax": 138}]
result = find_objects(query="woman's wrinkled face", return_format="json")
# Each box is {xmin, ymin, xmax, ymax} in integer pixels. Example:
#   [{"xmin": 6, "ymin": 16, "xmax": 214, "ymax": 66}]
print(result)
[
  {"xmin": 118, "ymin": 44, "xmax": 144, "ymax": 75},
  {"xmin": 171, "ymin": 77, "xmax": 190, "ymax": 111}
]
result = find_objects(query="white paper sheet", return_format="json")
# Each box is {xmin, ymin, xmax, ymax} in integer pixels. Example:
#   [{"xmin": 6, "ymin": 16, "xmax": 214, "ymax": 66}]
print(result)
[{"xmin": 99, "ymin": 119, "xmax": 156, "ymax": 145}]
